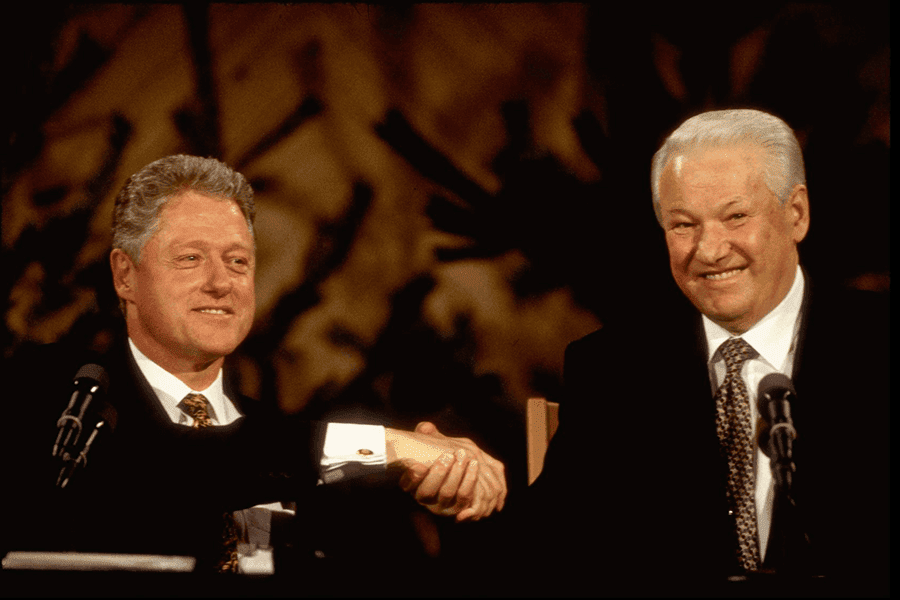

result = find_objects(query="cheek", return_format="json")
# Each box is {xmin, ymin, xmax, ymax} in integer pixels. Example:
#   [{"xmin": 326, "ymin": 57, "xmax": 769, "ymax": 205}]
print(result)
[
  {"xmin": 666, "ymin": 237, "xmax": 692, "ymax": 272},
  {"xmin": 236, "ymin": 278, "xmax": 256, "ymax": 309},
  {"xmin": 744, "ymin": 227, "xmax": 773, "ymax": 267},
  {"xmin": 138, "ymin": 271, "xmax": 175, "ymax": 308}
]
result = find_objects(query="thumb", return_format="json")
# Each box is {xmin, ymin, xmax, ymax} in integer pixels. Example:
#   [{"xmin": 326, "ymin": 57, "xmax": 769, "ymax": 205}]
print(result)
[
  {"xmin": 399, "ymin": 462, "xmax": 429, "ymax": 492},
  {"xmin": 415, "ymin": 421, "xmax": 438, "ymax": 435}
]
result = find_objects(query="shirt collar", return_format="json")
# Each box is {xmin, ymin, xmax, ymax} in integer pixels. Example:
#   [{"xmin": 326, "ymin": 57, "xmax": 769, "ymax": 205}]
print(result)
[
  {"xmin": 128, "ymin": 338, "xmax": 239, "ymax": 425},
  {"xmin": 703, "ymin": 265, "xmax": 805, "ymax": 370}
]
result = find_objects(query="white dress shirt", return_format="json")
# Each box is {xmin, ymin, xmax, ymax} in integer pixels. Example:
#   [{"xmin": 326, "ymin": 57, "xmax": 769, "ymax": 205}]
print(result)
[
  {"xmin": 128, "ymin": 338, "xmax": 387, "ymax": 479},
  {"xmin": 127, "ymin": 339, "xmax": 387, "ymax": 570},
  {"xmin": 702, "ymin": 265, "xmax": 805, "ymax": 562}
]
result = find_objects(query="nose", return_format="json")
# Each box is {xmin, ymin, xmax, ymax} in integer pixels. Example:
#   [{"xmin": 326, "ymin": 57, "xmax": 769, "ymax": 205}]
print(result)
[
  {"xmin": 201, "ymin": 257, "xmax": 232, "ymax": 297},
  {"xmin": 694, "ymin": 223, "xmax": 731, "ymax": 264}
]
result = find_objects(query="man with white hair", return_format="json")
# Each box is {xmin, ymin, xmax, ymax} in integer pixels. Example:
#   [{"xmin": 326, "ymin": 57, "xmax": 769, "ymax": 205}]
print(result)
[{"xmin": 524, "ymin": 109, "xmax": 888, "ymax": 594}]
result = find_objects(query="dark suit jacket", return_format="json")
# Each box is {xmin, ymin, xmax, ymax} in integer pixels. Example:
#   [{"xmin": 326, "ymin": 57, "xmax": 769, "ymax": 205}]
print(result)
[
  {"xmin": 1, "ymin": 335, "xmax": 325, "ymax": 569},
  {"xmin": 518, "ymin": 276, "xmax": 889, "ymax": 594}
]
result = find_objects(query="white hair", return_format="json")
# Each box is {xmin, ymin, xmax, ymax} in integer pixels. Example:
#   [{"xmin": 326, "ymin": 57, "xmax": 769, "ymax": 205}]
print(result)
[{"xmin": 649, "ymin": 109, "xmax": 806, "ymax": 225}]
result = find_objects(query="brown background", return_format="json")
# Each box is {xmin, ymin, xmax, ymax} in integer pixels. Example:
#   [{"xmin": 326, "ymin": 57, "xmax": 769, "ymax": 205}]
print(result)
[{"xmin": 1, "ymin": 4, "xmax": 890, "ymax": 553}]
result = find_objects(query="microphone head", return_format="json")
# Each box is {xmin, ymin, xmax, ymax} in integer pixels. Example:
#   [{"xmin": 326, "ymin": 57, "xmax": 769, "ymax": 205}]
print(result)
[
  {"xmin": 74, "ymin": 363, "xmax": 110, "ymax": 393},
  {"xmin": 757, "ymin": 372, "xmax": 795, "ymax": 411},
  {"xmin": 95, "ymin": 402, "xmax": 118, "ymax": 433},
  {"xmin": 756, "ymin": 373, "xmax": 797, "ymax": 461}
]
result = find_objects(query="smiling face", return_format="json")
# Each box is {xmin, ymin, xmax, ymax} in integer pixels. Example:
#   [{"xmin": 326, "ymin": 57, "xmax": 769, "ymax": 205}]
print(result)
[
  {"xmin": 658, "ymin": 144, "xmax": 809, "ymax": 334},
  {"xmin": 111, "ymin": 191, "xmax": 256, "ymax": 375}
]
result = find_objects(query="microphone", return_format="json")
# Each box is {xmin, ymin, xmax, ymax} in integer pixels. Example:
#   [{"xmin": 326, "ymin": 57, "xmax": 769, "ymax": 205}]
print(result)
[
  {"xmin": 757, "ymin": 372, "xmax": 797, "ymax": 490},
  {"xmin": 52, "ymin": 364, "xmax": 115, "ymax": 488},
  {"xmin": 56, "ymin": 401, "xmax": 117, "ymax": 489},
  {"xmin": 757, "ymin": 373, "xmax": 814, "ymax": 572},
  {"xmin": 52, "ymin": 364, "xmax": 110, "ymax": 459}
]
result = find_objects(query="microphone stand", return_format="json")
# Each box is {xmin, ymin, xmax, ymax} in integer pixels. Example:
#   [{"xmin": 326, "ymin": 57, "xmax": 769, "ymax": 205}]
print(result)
[
  {"xmin": 55, "ymin": 418, "xmax": 110, "ymax": 489},
  {"xmin": 761, "ymin": 423, "xmax": 812, "ymax": 574}
]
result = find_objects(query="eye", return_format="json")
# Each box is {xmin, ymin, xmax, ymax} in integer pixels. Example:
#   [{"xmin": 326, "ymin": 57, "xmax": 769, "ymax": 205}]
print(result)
[
  {"xmin": 671, "ymin": 221, "xmax": 695, "ymax": 232},
  {"xmin": 228, "ymin": 256, "xmax": 252, "ymax": 271},
  {"xmin": 725, "ymin": 213, "xmax": 749, "ymax": 227}
]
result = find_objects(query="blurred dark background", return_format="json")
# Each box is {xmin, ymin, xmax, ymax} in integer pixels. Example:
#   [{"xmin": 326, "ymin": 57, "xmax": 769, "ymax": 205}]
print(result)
[{"xmin": 1, "ymin": 3, "xmax": 889, "ymax": 560}]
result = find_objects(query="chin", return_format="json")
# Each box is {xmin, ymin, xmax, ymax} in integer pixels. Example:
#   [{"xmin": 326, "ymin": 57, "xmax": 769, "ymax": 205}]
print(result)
[
  {"xmin": 696, "ymin": 301, "xmax": 750, "ymax": 327},
  {"xmin": 190, "ymin": 337, "xmax": 243, "ymax": 361},
  {"xmin": 695, "ymin": 289, "xmax": 747, "ymax": 315},
  {"xmin": 709, "ymin": 306, "xmax": 757, "ymax": 332}
]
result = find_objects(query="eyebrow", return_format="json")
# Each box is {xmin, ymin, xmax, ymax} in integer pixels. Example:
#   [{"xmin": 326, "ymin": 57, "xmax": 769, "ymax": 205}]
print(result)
[
  {"xmin": 173, "ymin": 240, "xmax": 254, "ymax": 253},
  {"xmin": 664, "ymin": 207, "xmax": 690, "ymax": 215},
  {"xmin": 665, "ymin": 197, "xmax": 748, "ymax": 212}
]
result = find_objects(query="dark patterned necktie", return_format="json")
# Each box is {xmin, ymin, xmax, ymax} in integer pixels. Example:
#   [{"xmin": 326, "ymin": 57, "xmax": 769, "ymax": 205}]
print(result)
[
  {"xmin": 714, "ymin": 337, "xmax": 761, "ymax": 572},
  {"xmin": 178, "ymin": 393, "xmax": 240, "ymax": 573}
]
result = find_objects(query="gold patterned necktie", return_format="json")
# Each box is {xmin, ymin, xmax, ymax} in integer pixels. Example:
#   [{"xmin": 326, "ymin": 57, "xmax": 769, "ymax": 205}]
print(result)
[
  {"xmin": 714, "ymin": 337, "xmax": 761, "ymax": 572},
  {"xmin": 177, "ymin": 393, "xmax": 240, "ymax": 573}
]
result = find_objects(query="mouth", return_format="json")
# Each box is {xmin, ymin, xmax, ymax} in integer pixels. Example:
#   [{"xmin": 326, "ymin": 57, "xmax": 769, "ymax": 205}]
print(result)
[
  {"xmin": 194, "ymin": 307, "xmax": 234, "ymax": 315},
  {"xmin": 701, "ymin": 267, "xmax": 746, "ymax": 281}
]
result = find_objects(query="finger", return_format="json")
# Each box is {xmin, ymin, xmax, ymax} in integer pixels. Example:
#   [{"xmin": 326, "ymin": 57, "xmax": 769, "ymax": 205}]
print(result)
[
  {"xmin": 482, "ymin": 455, "xmax": 507, "ymax": 510},
  {"xmin": 479, "ymin": 471, "xmax": 503, "ymax": 518},
  {"xmin": 432, "ymin": 439, "xmax": 507, "ymax": 516},
  {"xmin": 455, "ymin": 495, "xmax": 481, "ymax": 522},
  {"xmin": 473, "ymin": 459, "xmax": 502, "ymax": 505},
  {"xmin": 456, "ymin": 459, "xmax": 478, "ymax": 507},
  {"xmin": 456, "ymin": 507, "xmax": 477, "ymax": 522},
  {"xmin": 479, "ymin": 453, "xmax": 506, "ymax": 496},
  {"xmin": 436, "ymin": 451, "xmax": 469, "ymax": 508},
  {"xmin": 477, "ymin": 478, "xmax": 494, "ymax": 518},
  {"xmin": 453, "ymin": 460, "xmax": 480, "ymax": 521},
  {"xmin": 478, "ymin": 478, "xmax": 497, "ymax": 517},
  {"xmin": 413, "ymin": 453, "xmax": 454, "ymax": 504},
  {"xmin": 460, "ymin": 474, "xmax": 487, "ymax": 521},
  {"xmin": 398, "ymin": 462, "xmax": 429, "ymax": 493}
]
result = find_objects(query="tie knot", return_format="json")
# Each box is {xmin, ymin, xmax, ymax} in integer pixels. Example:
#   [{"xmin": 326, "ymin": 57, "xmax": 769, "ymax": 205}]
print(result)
[
  {"xmin": 719, "ymin": 337, "xmax": 755, "ymax": 372},
  {"xmin": 178, "ymin": 393, "xmax": 213, "ymax": 428}
]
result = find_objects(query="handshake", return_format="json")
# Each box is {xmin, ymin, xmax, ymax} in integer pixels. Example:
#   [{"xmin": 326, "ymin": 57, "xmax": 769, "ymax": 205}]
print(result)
[{"xmin": 386, "ymin": 422, "xmax": 507, "ymax": 522}]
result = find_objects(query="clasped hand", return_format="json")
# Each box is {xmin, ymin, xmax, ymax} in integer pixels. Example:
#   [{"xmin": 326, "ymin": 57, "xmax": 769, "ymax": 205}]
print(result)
[{"xmin": 386, "ymin": 422, "xmax": 506, "ymax": 522}]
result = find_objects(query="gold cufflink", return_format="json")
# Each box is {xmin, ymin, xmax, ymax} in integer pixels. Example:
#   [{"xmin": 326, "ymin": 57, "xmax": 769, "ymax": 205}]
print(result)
[{"xmin": 357, "ymin": 449, "xmax": 373, "ymax": 456}]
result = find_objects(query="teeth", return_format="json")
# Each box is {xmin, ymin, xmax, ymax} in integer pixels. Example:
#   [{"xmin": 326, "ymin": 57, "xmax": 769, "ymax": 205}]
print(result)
[
  {"xmin": 705, "ymin": 269, "xmax": 742, "ymax": 281},
  {"xmin": 199, "ymin": 309, "xmax": 227, "ymax": 314}
]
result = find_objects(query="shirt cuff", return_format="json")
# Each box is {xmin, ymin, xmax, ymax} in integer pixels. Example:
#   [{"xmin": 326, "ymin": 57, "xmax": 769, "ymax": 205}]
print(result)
[{"xmin": 319, "ymin": 423, "xmax": 387, "ymax": 484}]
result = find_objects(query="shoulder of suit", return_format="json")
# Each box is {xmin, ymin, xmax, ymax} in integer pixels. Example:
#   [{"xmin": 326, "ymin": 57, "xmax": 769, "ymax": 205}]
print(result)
[
  {"xmin": 805, "ymin": 281, "xmax": 889, "ymax": 334},
  {"xmin": 567, "ymin": 296, "xmax": 701, "ymax": 350}
]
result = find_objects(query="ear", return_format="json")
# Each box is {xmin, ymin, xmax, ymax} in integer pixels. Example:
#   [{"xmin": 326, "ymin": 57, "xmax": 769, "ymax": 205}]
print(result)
[
  {"xmin": 786, "ymin": 184, "xmax": 810, "ymax": 243},
  {"xmin": 110, "ymin": 249, "xmax": 138, "ymax": 307}
]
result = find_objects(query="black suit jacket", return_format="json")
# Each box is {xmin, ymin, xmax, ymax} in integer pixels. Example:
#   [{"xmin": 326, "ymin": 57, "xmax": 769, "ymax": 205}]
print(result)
[
  {"xmin": 518, "ymin": 276, "xmax": 889, "ymax": 594},
  {"xmin": 1, "ymin": 336, "xmax": 325, "ymax": 568}
]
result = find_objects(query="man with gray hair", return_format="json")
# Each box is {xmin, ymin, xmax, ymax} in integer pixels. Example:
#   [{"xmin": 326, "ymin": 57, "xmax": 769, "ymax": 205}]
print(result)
[
  {"xmin": 523, "ymin": 109, "xmax": 888, "ymax": 594},
  {"xmin": 2, "ymin": 154, "xmax": 506, "ymax": 578}
]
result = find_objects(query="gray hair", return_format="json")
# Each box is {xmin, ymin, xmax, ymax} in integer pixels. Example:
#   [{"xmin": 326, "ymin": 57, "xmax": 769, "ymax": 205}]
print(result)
[
  {"xmin": 112, "ymin": 154, "xmax": 255, "ymax": 262},
  {"xmin": 649, "ymin": 109, "xmax": 806, "ymax": 225}
]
